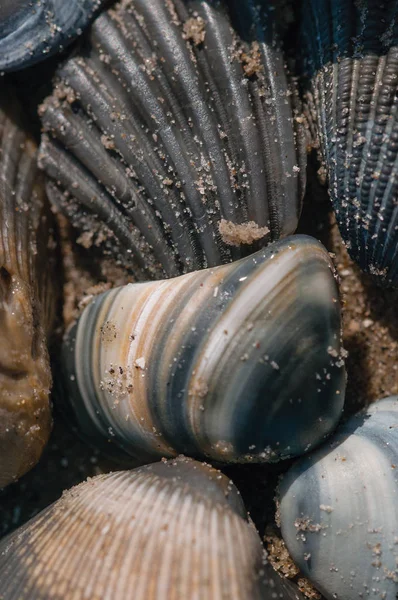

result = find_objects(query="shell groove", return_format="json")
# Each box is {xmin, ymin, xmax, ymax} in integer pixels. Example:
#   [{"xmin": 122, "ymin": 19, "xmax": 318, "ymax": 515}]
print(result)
[
  {"xmin": 301, "ymin": 0, "xmax": 398, "ymax": 286},
  {"xmin": 61, "ymin": 235, "xmax": 346, "ymax": 464},
  {"xmin": 279, "ymin": 396, "xmax": 398, "ymax": 600},
  {"xmin": 0, "ymin": 456, "xmax": 304, "ymax": 599},
  {"xmin": 39, "ymin": 0, "xmax": 306, "ymax": 280},
  {"xmin": 0, "ymin": 90, "xmax": 58, "ymax": 488},
  {"xmin": 0, "ymin": 0, "xmax": 105, "ymax": 72}
]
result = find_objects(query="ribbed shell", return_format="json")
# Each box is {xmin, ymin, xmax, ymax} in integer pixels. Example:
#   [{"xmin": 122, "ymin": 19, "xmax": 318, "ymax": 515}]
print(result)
[
  {"xmin": 279, "ymin": 397, "xmax": 398, "ymax": 600},
  {"xmin": 61, "ymin": 235, "xmax": 346, "ymax": 464},
  {"xmin": 0, "ymin": 456, "xmax": 303, "ymax": 599},
  {"xmin": 39, "ymin": 0, "xmax": 306, "ymax": 280},
  {"xmin": 0, "ymin": 0, "xmax": 105, "ymax": 72},
  {"xmin": 301, "ymin": 0, "xmax": 398, "ymax": 286},
  {"xmin": 0, "ymin": 90, "xmax": 57, "ymax": 488}
]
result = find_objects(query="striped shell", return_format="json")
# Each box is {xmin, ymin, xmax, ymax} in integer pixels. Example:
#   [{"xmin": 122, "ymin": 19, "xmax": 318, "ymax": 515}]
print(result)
[
  {"xmin": 279, "ymin": 397, "xmax": 398, "ymax": 600},
  {"xmin": 301, "ymin": 0, "xmax": 398, "ymax": 286},
  {"xmin": 0, "ymin": 90, "xmax": 57, "ymax": 488},
  {"xmin": 39, "ymin": 0, "xmax": 306, "ymax": 280},
  {"xmin": 0, "ymin": 0, "xmax": 105, "ymax": 72},
  {"xmin": 61, "ymin": 235, "xmax": 346, "ymax": 464},
  {"xmin": 0, "ymin": 456, "xmax": 303, "ymax": 599}
]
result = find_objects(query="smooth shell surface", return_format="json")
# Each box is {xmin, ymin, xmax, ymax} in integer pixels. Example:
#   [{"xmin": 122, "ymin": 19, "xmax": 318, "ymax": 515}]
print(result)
[
  {"xmin": 0, "ymin": 91, "xmax": 57, "ymax": 488},
  {"xmin": 301, "ymin": 0, "xmax": 398, "ymax": 286},
  {"xmin": 0, "ymin": 0, "xmax": 105, "ymax": 72},
  {"xmin": 39, "ymin": 0, "xmax": 306, "ymax": 280},
  {"xmin": 0, "ymin": 456, "xmax": 304, "ymax": 599},
  {"xmin": 279, "ymin": 396, "xmax": 398, "ymax": 600},
  {"xmin": 61, "ymin": 235, "xmax": 346, "ymax": 464}
]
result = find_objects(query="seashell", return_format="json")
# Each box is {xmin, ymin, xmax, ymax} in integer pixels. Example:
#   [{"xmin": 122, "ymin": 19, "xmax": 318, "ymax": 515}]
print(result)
[
  {"xmin": 38, "ymin": 0, "xmax": 306, "ymax": 280},
  {"xmin": 61, "ymin": 235, "xmax": 346, "ymax": 465},
  {"xmin": 300, "ymin": 0, "xmax": 398, "ymax": 286},
  {"xmin": 279, "ymin": 396, "xmax": 398, "ymax": 600},
  {"xmin": 0, "ymin": 90, "xmax": 57, "ymax": 488},
  {"xmin": 0, "ymin": 455, "xmax": 304, "ymax": 599},
  {"xmin": 0, "ymin": 0, "xmax": 105, "ymax": 72}
]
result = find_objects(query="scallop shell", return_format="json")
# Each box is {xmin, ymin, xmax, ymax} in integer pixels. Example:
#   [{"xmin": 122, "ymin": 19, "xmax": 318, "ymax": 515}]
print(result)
[
  {"xmin": 0, "ymin": 90, "xmax": 58, "ymax": 488},
  {"xmin": 39, "ymin": 0, "xmax": 306, "ymax": 280},
  {"xmin": 0, "ymin": 0, "xmax": 105, "ymax": 72},
  {"xmin": 279, "ymin": 396, "xmax": 398, "ymax": 600},
  {"xmin": 0, "ymin": 456, "xmax": 304, "ymax": 599},
  {"xmin": 301, "ymin": 0, "xmax": 398, "ymax": 286},
  {"xmin": 61, "ymin": 235, "xmax": 346, "ymax": 464}
]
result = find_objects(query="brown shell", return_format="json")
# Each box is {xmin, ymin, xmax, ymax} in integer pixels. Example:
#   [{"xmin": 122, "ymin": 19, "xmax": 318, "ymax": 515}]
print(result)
[
  {"xmin": 0, "ymin": 456, "xmax": 303, "ymax": 599},
  {"xmin": 0, "ymin": 89, "xmax": 58, "ymax": 488}
]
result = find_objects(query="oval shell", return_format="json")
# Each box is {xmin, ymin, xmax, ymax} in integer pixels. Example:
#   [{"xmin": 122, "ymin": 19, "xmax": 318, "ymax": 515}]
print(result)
[
  {"xmin": 39, "ymin": 0, "xmax": 306, "ymax": 279},
  {"xmin": 61, "ymin": 235, "xmax": 346, "ymax": 464},
  {"xmin": 0, "ymin": 456, "xmax": 303, "ymax": 599},
  {"xmin": 279, "ymin": 396, "xmax": 398, "ymax": 600}
]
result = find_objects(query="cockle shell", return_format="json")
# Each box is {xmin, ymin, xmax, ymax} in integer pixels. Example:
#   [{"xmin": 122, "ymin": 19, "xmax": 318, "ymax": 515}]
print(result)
[
  {"xmin": 61, "ymin": 235, "xmax": 346, "ymax": 464},
  {"xmin": 301, "ymin": 0, "xmax": 398, "ymax": 286},
  {"xmin": 0, "ymin": 456, "xmax": 304, "ymax": 599},
  {"xmin": 39, "ymin": 0, "xmax": 306, "ymax": 280},
  {"xmin": 0, "ymin": 0, "xmax": 105, "ymax": 72},
  {"xmin": 279, "ymin": 396, "xmax": 398, "ymax": 600},
  {"xmin": 0, "ymin": 90, "xmax": 57, "ymax": 488}
]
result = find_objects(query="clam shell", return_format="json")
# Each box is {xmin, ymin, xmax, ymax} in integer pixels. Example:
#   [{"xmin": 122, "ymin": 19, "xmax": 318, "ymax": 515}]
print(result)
[
  {"xmin": 39, "ymin": 0, "xmax": 306, "ymax": 279},
  {"xmin": 279, "ymin": 396, "xmax": 398, "ymax": 600},
  {"xmin": 301, "ymin": 0, "xmax": 398, "ymax": 286},
  {"xmin": 0, "ymin": 0, "xmax": 105, "ymax": 72},
  {"xmin": 0, "ymin": 90, "xmax": 58, "ymax": 488},
  {"xmin": 0, "ymin": 456, "xmax": 303, "ymax": 599},
  {"xmin": 61, "ymin": 235, "xmax": 346, "ymax": 464}
]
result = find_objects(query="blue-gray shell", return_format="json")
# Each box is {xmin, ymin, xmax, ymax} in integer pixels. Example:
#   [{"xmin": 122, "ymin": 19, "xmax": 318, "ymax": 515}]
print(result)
[{"xmin": 279, "ymin": 396, "xmax": 398, "ymax": 600}]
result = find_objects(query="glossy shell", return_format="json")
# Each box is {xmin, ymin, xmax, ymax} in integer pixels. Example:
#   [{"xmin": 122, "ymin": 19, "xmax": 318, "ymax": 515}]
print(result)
[
  {"xmin": 0, "ymin": 0, "xmax": 105, "ymax": 72},
  {"xmin": 279, "ymin": 396, "xmax": 398, "ymax": 600},
  {"xmin": 61, "ymin": 235, "xmax": 346, "ymax": 464},
  {"xmin": 301, "ymin": 0, "xmax": 398, "ymax": 286},
  {"xmin": 0, "ymin": 91, "xmax": 57, "ymax": 488},
  {"xmin": 39, "ymin": 0, "xmax": 306, "ymax": 280},
  {"xmin": 0, "ymin": 456, "xmax": 303, "ymax": 599}
]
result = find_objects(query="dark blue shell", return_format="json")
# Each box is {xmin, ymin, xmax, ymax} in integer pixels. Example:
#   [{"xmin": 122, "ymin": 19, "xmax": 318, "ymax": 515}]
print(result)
[
  {"xmin": 301, "ymin": 0, "xmax": 398, "ymax": 286},
  {"xmin": 0, "ymin": 0, "xmax": 105, "ymax": 72}
]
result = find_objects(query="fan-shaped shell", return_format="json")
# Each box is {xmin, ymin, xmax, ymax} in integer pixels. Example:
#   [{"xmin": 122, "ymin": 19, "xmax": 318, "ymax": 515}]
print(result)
[
  {"xmin": 0, "ymin": 90, "xmax": 58, "ymax": 488},
  {"xmin": 0, "ymin": 0, "xmax": 105, "ymax": 72},
  {"xmin": 301, "ymin": 0, "xmax": 398, "ymax": 286},
  {"xmin": 279, "ymin": 396, "xmax": 398, "ymax": 600},
  {"xmin": 0, "ymin": 456, "xmax": 304, "ymax": 599},
  {"xmin": 39, "ymin": 0, "xmax": 306, "ymax": 280},
  {"xmin": 61, "ymin": 235, "xmax": 346, "ymax": 464}
]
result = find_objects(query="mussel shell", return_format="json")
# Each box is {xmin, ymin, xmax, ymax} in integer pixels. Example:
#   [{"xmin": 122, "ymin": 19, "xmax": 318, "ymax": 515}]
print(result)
[
  {"xmin": 279, "ymin": 396, "xmax": 398, "ymax": 600},
  {"xmin": 39, "ymin": 0, "xmax": 306, "ymax": 279},
  {"xmin": 61, "ymin": 235, "xmax": 346, "ymax": 464},
  {"xmin": 0, "ymin": 456, "xmax": 304, "ymax": 599},
  {"xmin": 0, "ymin": 0, "xmax": 105, "ymax": 72},
  {"xmin": 0, "ymin": 90, "xmax": 58, "ymax": 487},
  {"xmin": 301, "ymin": 0, "xmax": 398, "ymax": 286}
]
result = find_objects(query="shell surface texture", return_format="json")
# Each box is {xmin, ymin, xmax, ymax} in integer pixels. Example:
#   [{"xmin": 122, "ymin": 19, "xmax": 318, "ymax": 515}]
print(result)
[
  {"xmin": 39, "ymin": 0, "xmax": 306, "ymax": 280},
  {"xmin": 0, "ymin": 0, "xmax": 105, "ymax": 72},
  {"xmin": 62, "ymin": 235, "xmax": 346, "ymax": 465},
  {"xmin": 301, "ymin": 0, "xmax": 398, "ymax": 286},
  {"xmin": 0, "ymin": 456, "xmax": 304, "ymax": 599},
  {"xmin": 0, "ymin": 90, "xmax": 57, "ymax": 488},
  {"xmin": 279, "ymin": 396, "xmax": 398, "ymax": 600}
]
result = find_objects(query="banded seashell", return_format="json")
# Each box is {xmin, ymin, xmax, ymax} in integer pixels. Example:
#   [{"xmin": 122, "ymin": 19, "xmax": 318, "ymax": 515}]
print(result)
[
  {"xmin": 0, "ymin": 456, "xmax": 304, "ymax": 599},
  {"xmin": 0, "ymin": 90, "xmax": 58, "ymax": 487},
  {"xmin": 0, "ymin": 0, "xmax": 105, "ymax": 72},
  {"xmin": 301, "ymin": 0, "xmax": 398, "ymax": 286},
  {"xmin": 279, "ymin": 396, "xmax": 398, "ymax": 600},
  {"xmin": 39, "ymin": 0, "xmax": 306, "ymax": 280},
  {"xmin": 61, "ymin": 235, "xmax": 346, "ymax": 464}
]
